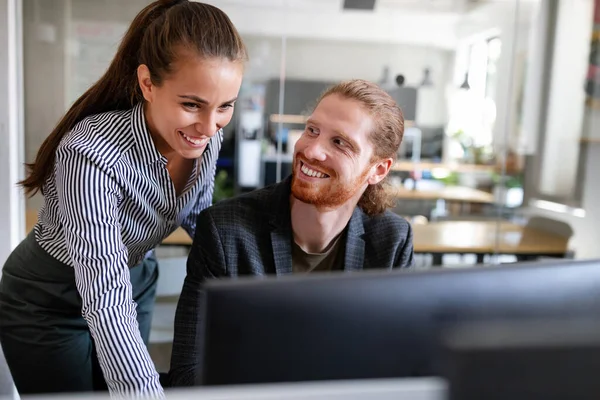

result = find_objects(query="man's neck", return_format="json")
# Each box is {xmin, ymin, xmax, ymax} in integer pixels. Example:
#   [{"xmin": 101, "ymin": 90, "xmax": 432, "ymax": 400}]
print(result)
[{"xmin": 290, "ymin": 196, "xmax": 356, "ymax": 254}]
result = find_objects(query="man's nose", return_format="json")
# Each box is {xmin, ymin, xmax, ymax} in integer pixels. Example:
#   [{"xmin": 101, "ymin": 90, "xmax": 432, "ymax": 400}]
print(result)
[{"xmin": 302, "ymin": 139, "xmax": 327, "ymax": 162}]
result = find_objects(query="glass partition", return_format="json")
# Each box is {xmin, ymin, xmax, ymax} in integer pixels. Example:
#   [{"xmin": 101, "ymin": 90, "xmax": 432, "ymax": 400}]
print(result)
[
  {"xmin": 21, "ymin": 0, "xmax": 598, "ymax": 268},
  {"xmin": 224, "ymin": 0, "xmax": 537, "ymax": 267}
]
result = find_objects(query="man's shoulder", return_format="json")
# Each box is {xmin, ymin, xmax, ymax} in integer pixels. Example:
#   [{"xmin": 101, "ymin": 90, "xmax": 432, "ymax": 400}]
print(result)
[
  {"xmin": 361, "ymin": 209, "xmax": 412, "ymax": 238},
  {"xmin": 201, "ymin": 182, "xmax": 283, "ymax": 225}
]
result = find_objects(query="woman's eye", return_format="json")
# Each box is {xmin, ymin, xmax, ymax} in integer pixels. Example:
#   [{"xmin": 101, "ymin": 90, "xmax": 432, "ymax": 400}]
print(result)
[
  {"xmin": 183, "ymin": 102, "xmax": 199, "ymax": 110},
  {"xmin": 219, "ymin": 104, "xmax": 234, "ymax": 111}
]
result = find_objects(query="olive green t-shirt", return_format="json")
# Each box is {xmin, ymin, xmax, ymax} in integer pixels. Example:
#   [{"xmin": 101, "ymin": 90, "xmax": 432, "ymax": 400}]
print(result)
[{"xmin": 292, "ymin": 231, "xmax": 346, "ymax": 273}]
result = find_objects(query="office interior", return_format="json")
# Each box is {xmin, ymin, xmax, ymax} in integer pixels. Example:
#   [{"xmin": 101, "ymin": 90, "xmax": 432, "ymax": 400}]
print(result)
[{"xmin": 1, "ymin": 0, "xmax": 600, "ymax": 398}]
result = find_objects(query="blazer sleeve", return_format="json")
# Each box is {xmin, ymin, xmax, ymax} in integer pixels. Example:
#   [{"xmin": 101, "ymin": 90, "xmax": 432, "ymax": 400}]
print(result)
[
  {"xmin": 395, "ymin": 221, "xmax": 415, "ymax": 269},
  {"xmin": 168, "ymin": 209, "xmax": 227, "ymax": 387}
]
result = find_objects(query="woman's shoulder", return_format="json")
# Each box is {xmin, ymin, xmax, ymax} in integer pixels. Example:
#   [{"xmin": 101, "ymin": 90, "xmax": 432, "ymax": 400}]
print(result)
[{"xmin": 57, "ymin": 107, "xmax": 136, "ymax": 167}]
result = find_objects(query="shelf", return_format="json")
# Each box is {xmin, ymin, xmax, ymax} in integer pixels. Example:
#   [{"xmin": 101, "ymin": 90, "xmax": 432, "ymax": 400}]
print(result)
[
  {"xmin": 258, "ymin": 159, "xmax": 496, "ymax": 173},
  {"xmin": 579, "ymin": 137, "xmax": 600, "ymax": 144},
  {"xmin": 585, "ymin": 97, "xmax": 600, "ymax": 110},
  {"xmin": 392, "ymin": 161, "xmax": 495, "ymax": 173},
  {"xmin": 262, "ymin": 154, "xmax": 294, "ymax": 163},
  {"xmin": 269, "ymin": 114, "xmax": 415, "ymax": 127},
  {"xmin": 259, "ymin": 158, "xmax": 497, "ymax": 173},
  {"xmin": 269, "ymin": 114, "xmax": 307, "ymax": 124}
]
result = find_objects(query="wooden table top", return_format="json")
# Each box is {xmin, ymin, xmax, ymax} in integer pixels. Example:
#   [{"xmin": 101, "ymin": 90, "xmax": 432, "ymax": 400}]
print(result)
[
  {"xmin": 161, "ymin": 228, "xmax": 194, "ymax": 246},
  {"xmin": 412, "ymin": 220, "xmax": 569, "ymax": 255},
  {"xmin": 26, "ymin": 209, "xmax": 38, "ymax": 233},
  {"xmin": 162, "ymin": 220, "xmax": 569, "ymax": 256},
  {"xmin": 389, "ymin": 186, "xmax": 495, "ymax": 204},
  {"xmin": 27, "ymin": 211, "xmax": 568, "ymax": 256}
]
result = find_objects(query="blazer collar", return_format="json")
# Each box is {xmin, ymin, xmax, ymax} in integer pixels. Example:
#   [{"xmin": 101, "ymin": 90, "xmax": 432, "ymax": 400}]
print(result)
[
  {"xmin": 343, "ymin": 207, "xmax": 366, "ymax": 271},
  {"xmin": 268, "ymin": 176, "xmax": 366, "ymax": 274}
]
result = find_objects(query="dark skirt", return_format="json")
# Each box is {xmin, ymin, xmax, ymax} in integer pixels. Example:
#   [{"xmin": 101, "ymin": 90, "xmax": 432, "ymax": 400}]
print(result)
[{"xmin": 0, "ymin": 232, "xmax": 159, "ymax": 395}]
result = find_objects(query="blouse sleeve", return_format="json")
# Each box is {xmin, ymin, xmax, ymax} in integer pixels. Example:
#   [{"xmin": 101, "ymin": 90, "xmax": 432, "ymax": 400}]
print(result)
[{"xmin": 54, "ymin": 143, "xmax": 164, "ymax": 398}]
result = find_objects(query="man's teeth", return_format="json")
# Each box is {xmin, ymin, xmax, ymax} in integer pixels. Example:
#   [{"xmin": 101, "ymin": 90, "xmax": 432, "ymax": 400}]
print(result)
[
  {"xmin": 182, "ymin": 132, "xmax": 206, "ymax": 146},
  {"xmin": 301, "ymin": 163, "xmax": 328, "ymax": 178}
]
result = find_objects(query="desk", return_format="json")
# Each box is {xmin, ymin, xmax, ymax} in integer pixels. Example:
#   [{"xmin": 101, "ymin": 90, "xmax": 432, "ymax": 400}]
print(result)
[
  {"xmin": 413, "ymin": 220, "xmax": 569, "ymax": 265},
  {"xmin": 27, "ymin": 211, "xmax": 568, "ymax": 266},
  {"xmin": 137, "ymin": 220, "xmax": 571, "ymax": 266},
  {"xmin": 162, "ymin": 227, "xmax": 193, "ymax": 246},
  {"xmin": 26, "ymin": 209, "xmax": 37, "ymax": 233}
]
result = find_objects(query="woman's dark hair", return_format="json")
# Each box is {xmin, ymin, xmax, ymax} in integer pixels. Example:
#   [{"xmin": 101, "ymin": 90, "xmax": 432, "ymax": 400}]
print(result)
[{"xmin": 21, "ymin": 0, "xmax": 248, "ymax": 195}]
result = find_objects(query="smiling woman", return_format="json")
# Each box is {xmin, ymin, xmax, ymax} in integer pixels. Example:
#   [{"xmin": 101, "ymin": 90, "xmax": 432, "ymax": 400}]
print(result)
[
  {"xmin": 139, "ymin": 57, "xmax": 243, "ymax": 164},
  {"xmin": 138, "ymin": 56, "xmax": 244, "ymax": 195},
  {"xmin": 0, "ymin": 0, "xmax": 246, "ymax": 398}
]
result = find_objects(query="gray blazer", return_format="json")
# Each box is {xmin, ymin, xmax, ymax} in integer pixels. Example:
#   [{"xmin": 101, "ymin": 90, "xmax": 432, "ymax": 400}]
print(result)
[{"xmin": 168, "ymin": 176, "xmax": 414, "ymax": 386}]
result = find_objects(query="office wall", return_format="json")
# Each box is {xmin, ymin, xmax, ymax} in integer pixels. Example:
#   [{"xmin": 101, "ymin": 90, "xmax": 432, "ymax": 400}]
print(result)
[
  {"xmin": 538, "ymin": 0, "xmax": 593, "ymax": 196},
  {"xmin": 0, "ymin": 0, "xmax": 25, "ymax": 267}
]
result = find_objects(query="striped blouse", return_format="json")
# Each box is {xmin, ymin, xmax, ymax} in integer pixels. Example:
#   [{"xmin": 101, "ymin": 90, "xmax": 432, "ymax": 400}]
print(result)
[{"xmin": 34, "ymin": 103, "xmax": 222, "ymax": 397}]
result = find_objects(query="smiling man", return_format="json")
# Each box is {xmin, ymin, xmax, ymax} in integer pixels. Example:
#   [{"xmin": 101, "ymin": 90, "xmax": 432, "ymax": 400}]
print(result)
[{"xmin": 168, "ymin": 79, "xmax": 414, "ymax": 387}]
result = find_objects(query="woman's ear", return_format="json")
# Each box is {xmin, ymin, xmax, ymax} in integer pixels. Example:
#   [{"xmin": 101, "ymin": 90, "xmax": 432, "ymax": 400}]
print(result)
[{"xmin": 137, "ymin": 64, "xmax": 154, "ymax": 103}]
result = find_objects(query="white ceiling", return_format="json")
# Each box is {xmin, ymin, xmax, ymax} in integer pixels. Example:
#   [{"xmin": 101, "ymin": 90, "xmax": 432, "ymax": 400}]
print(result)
[
  {"xmin": 200, "ymin": 0, "xmax": 538, "ymax": 13},
  {"xmin": 203, "ymin": 0, "xmax": 480, "ymax": 13},
  {"xmin": 198, "ymin": 0, "xmax": 539, "ymax": 49}
]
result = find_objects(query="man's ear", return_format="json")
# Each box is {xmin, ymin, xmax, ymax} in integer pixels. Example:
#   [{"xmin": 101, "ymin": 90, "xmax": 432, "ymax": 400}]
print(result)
[
  {"xmin": 367, "ymin": 158, "xmax": 393, "ymax": 185},
  {"xmin": 137, "ymin": 64, "xmax": 154, "ymax": 103}
]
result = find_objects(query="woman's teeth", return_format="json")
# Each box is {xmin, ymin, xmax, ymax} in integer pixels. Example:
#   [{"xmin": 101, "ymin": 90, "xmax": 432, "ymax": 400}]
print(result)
[{"xmin": 181, "ymin": 132, "xmax": 206, "ymax": 146}]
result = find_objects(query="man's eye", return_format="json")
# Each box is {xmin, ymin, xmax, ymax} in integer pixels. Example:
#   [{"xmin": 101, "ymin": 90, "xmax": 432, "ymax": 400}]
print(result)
[{"xmin": 334, "ymin": 138, "xmax": 347, "ymax": 147}]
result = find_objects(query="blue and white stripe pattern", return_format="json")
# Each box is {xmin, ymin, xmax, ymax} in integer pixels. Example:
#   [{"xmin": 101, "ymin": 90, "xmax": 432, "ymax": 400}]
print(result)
[{"xmin": 34, "ymin": 103, "xmax": 222, "ymax": 397}]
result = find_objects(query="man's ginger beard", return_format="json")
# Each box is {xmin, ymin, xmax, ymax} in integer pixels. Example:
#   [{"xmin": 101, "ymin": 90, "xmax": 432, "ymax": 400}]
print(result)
[{"xmin": 291, "ymin": 156, "xmax": 371, "ymax": 209}]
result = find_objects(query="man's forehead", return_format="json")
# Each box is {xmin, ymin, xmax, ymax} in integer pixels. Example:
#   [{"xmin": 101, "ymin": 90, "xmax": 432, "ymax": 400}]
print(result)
[{"xmin": 311, "ymin": 96, "xmax": 373, "ymax": 135}]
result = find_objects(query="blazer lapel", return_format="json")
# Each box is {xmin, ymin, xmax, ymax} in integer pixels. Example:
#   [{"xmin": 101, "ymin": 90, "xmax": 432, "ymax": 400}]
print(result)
[
  {"xmin": 344, "ymin": 207, "xmax": 365, "ymax": 271},
  {"xmin": 268, "ymin": 177, "xmax": 294, "ymax": 276},
  {"xmin": 270, "ymin": 229, "xmax": 293, "ymax": 275}
]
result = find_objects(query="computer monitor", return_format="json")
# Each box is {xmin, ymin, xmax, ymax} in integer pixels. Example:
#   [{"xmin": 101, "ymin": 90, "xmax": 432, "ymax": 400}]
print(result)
[
  {"xmin": 201, "ymin": 259, "xmax": 600, "ymax": 386},
  {"xmin": 443, "ymin": 320, "xmax": 600, "ymax": 400}
]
